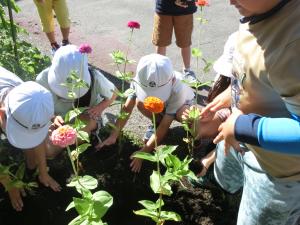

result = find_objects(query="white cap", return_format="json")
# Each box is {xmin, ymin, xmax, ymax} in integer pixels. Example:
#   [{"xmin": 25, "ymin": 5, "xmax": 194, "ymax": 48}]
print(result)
[
  {"xmin": 213, "ymin": 32, "xmax": 237, "ymax": 78},
  {"xmin": 48, "ymin": 45, "xmax": 91, "ymax": 99},
  {"xmin": 134, "ymin": 54, "xmax": 173, "ymax": 102},
  {"xmin": 5, "ymin": 81, "xmax": 54, "ymax": 149}
]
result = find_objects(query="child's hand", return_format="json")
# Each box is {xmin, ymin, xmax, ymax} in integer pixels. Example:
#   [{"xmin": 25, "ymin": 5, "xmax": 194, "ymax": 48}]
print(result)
[
  {"xmin": 88, "ymin": 104, "xmax": 104, "ymax": 120},
  {"xmin": 175, "ymin": 0, "xmax": 188, "ymax": 8},
  {"xmin": 95, "ymin": 134, "xmax": 117, "ymax": 150},
  {"xmin": 8, "ymin": 187, "xmax": 25, "ymax": 211},
  {"xmin": 201, "ymin": 87, "xmax": 231, "ymax": 119},
  {"xmin": 130, "ymin": 151, "xmax": 144, "ymax": 173},
  {"xmin": 213, "ymin": 108, "xmax": 243, "ymax": 155},
  {"xmin": 53, "ymin": 115, "xmax": 64, "ymax": 127}
]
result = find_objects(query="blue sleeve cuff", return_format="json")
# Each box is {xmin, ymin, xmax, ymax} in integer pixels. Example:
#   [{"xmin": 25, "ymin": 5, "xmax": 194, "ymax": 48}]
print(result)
[{"xmin": 234, "ymin": 114, "xmax": 262, "ymax": 146}]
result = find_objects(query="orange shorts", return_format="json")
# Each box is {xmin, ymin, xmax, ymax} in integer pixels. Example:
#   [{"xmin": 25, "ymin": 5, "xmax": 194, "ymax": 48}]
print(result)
[{"xmin": 152, "ymin": 13, "xmax": 193, "ymax": 48}]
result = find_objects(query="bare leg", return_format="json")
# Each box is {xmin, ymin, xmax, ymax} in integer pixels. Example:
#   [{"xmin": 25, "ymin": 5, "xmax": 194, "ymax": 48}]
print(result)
[
  {"xmin": 45, "ymin": 31, "xmax": 57, "ymax": 44},
  {"xmin": 156, "ymin": 46, "xmax": 167, "ymax": 56},
  {"xmin": 61, "ymin": 27, "xmax": 70, "ymax": 41},
  {"xmin": 181, "ymin": 46, "xmax": 191, "ymax": 70},
  {"xmin": 198, "ymin": 150, "xmax": 216, "ymax": 177}
]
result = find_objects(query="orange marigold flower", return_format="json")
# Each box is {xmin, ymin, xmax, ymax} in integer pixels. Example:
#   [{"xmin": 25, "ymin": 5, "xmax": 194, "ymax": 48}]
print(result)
[
  {"xmin": 195, "ymin": 0, "xmax": 209, "ymax": 6},
  {"xmin": 143, "ymin": 96, "xmax": 164, "ymax": 114}
]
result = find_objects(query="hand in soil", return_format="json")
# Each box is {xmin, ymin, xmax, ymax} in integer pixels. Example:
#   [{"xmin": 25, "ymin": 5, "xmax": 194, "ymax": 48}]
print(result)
[
  {"xmin": 95, "ymin": 135, "xmax": 117, "ymax": 150},
  {"xmin": 8, "ymin": 187, "xmax": 26, "ymax": 212},
  {"xmin": 39, "ymin": 174, "xmax": 61, "ymax": 192},
  {"xmin": 130, "ymin": 153, "xmax": 143, "ymax": 173}
]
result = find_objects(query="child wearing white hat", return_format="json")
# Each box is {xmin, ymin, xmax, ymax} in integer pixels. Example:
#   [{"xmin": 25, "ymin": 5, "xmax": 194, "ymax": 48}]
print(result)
[
  {"xmin": 97, "ymin": 53, "xmax": 195, "ymax": 173},
  {"xmin": 0, "ymin": 66, "xmax": 61, "ymax": 212},
  {"xmin": 36, "ymin": 45, "xmax": 117, "ymax": 144}
]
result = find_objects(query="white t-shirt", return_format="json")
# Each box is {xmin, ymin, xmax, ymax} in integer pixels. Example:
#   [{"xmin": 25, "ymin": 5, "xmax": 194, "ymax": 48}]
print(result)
[{"xmin": 0, "ymin": 66, "xmax": 23, "ymax": 103}]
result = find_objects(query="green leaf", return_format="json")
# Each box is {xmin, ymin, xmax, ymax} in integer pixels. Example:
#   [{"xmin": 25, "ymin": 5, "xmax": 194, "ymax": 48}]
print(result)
[
  {"xmin": 65, "ymin": 108, "xmax": 87, "ymax": 122},
  {"xmin": 155, "ymin": 145, "xmax": 177, "ymax": 163},
  {"xmin": 91, "ymin": 191, "xmax": 113, "ymax": 219},
  {"xmin": 132, "ymin": 151, "xmax": 156, "ymax": 162},
  {"xmin": 138, "ymin": 200, "xmax": 160, "ymax": 210},
  {"xmin": 67, "ymin": 175, "xmax": 98, "ymax": 191},
  {"xmin": 68, "ymin": 215, "xmax": 84, "ymax": 225},
  {"xmin": 133, "ymin": 209, "xmax": 158, "ymax": 222},
  {"xmin": 15, "ymin": 163, "xmax": 25, "ymax": 180},
  {"xmin": 160, "ymin": 210, "xmax": 182, "ymax": 221},
  {"xmin": 192, "ymin": 48, "xmax": 202, "ymax": 58},
  {"xmin": 76, "ymin": 143, "xmax": 91, "ymax": 155},
  {"xmin": 77, "ymin": 130, "xmax": 90, "ymax": 143},
  {"xmin": 66, "ymin": 201, "xmax": 75, "ymax": 211}
]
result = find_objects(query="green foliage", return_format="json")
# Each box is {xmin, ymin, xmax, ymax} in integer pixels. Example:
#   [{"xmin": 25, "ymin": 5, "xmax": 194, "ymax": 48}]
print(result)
[
  {"xmin": 67, "ymin": 175, "xmax": 98, "ymax": 193},
  {"xmin": 134, "ymin": 199, "xmax": 181, "ymax": 223},
  {"xmin": 133, "ymin": 145, "xmax": 196, "ymax": 224},
  {"xmin": 0, "ymin": 163, "xmax": 37, "ymax": 192},
  {"xmin": 61, "ymin": 61, "xmax": 113, "ymax": 225},
  {"xmin": 0, "ymin": 3, "xmax": 50, "ymax": 81},
  {"xmin": 66, "ymin": 189, "xmax": 113, "ymax": 225}
]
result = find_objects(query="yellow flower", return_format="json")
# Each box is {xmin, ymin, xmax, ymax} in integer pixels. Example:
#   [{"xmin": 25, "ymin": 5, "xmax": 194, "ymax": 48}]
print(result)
[{"xmin": 143, "ymin": 96, "xmax": 164, "ymax": 114}]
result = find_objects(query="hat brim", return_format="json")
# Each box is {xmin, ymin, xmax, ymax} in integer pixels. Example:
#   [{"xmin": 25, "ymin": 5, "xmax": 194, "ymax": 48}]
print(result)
[
  {"xmin": 48, "ymin": 66, "xmax": 91, "ymax": 100},
  {"xmin": 135, "ymin": 80, "xmax": 172, "ymax": 102},
  {"xmin": 6, "ymin": 109, "xmax": 50, "ymax": 149},
  {"xmin": 213, "ymin": 55, "xmax": 233, "ymax": 78}
]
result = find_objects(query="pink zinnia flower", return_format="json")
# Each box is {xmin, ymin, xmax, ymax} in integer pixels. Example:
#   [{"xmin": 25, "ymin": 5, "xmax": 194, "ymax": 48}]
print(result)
[
  {"xmin": 127, "ymin": 21, "xmax": 140, "ymax": 29},
  {"xmin": 50, "ymin": 125, "xmax": 77, "ymax": 148},
  {"xmin": 79, "ymin": 44, "xmax": 92, "ymax": 54}
]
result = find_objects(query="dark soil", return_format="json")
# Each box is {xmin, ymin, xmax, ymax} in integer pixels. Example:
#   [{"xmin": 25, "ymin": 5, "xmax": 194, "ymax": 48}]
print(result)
[{"xmin": 0, "ymin": 129, "xmax": 240, "ymax": 225}]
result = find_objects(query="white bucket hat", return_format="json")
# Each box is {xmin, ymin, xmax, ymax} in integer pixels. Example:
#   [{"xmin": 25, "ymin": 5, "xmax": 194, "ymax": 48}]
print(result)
[
  {"xmin": 134, "ymin": 54, "xmax": 173, "ymax": 102},
  {"xmin": 213, "ymin": 32, "xmax": 237, "ymax": 78},
  {"xmin": 48, "ymin": 45, "xmax": 91, "ymax": 99},
  {"xmin": 5, "ymin": 81, "xmax": 54, "ymax": 149}
]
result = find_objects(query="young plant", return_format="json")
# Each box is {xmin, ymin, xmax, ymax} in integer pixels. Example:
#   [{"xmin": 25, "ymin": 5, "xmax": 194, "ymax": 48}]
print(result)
[
  {"xmin": 109, "ymin": 21, "xmax": 140, "ymax": 152},
  {"xmin": 0, "ymin": 162, "xmax": 37, "ymax": 193},
  {"xmin": 182, "ymin": 0, "xmax": 213, "ymax": 155},
  {"xmin": 50, "ymin": 44, "xmax": 113, "ymax": 225},
  {"xmin": 133, "ymin": 97, "xmax": 197, "ymax": 225}
]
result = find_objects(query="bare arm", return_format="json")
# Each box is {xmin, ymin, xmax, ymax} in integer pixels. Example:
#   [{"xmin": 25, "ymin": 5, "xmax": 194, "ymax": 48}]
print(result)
[{"xmin": 96, "ymin": 97, "xmax": 136, "ymax": 149}]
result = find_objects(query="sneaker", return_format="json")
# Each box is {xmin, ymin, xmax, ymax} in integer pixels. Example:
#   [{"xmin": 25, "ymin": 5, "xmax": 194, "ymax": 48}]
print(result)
[
  {"xmin": 51, "ymin": 42, "xmax": 60, "ymax": 55},
  {"xmin": 143, "ymin": 125, "xmax": 154, "ymax": 143},
  {"xmin": 62, "ymin": 39, "xmax": 70, "ymax": 46},
  {"xmin": 183, "ymin": 69, "xmax": 197, "ymax": 84}
]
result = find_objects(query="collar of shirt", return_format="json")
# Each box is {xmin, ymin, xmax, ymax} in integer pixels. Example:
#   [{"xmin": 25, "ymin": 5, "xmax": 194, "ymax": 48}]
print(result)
[{"xmin": 240, "ymin": 0, "xmax": 292, "ymax": 25}]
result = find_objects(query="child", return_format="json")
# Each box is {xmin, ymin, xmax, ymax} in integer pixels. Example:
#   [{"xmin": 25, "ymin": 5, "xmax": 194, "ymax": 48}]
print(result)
[
  {"xmin": 203, "ymin": 1, "xmax": 300, "ymax": 224},
  {"xmin": 97, "ymin": 53, "xmax": 195, "ymax": 173},
  {"xmin": 33, "ymin": 0, "xmax": 71, "ymax": 53},
  {"xmin": 153, "ymin": 0, "xmax": 197, "ymax": 82},
  {"xmin": 36, "ymin": 45, "xmax": 117, "ymax": 143},
  {"xmin": 0, "ymin": 66, "xmax": 61, "ymax": 212}
]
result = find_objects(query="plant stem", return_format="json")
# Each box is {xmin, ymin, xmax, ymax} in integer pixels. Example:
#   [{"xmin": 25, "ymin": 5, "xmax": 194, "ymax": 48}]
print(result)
[
  {"xmin": 67, "ymin": 146, "xmax": 78, "ymax": 177},
  {"xmin": 153, "ymin": 112, "xmax": 163, "ymax": 225},
  {"xmin": 6, "ymin": 0, "xmax": 18, "ymax": 60}
]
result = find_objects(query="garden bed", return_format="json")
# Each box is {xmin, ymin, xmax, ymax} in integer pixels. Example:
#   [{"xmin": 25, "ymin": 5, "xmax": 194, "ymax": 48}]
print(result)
[{"xmin": 0, "ymin": 129, "xmax": 239, "ymax": 225}]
